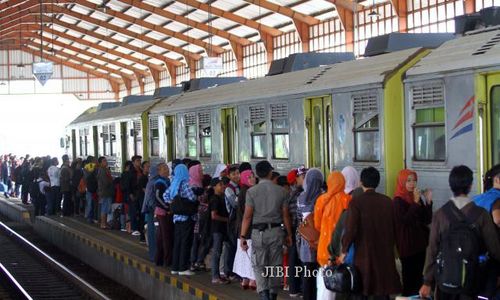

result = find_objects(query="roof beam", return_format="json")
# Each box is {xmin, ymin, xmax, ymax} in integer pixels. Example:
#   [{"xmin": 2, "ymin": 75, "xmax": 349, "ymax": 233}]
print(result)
[
  {"xmin": 242, "ymin": 0, "xmax": 320, "ymax": 26},
  {"xmin": 0, "ymin": 0, "xmax": 68, "ymax": 22},
  {"xmin": 36, "ymin": 13, "xmax": 183, "ymax": 67},
  {"xmin": 51, "ymin": 5, "xmax": 201, "ymax": 61},
  {"xmin": 336, "ymin": 6, "xmax": 354, "ymax": 52},
  {"xmin": 179, "ymin": 0, "xmax": 283, "ymax": 36},
  {"xmin": 76, "ymin": 1, "xmax": 225, "ymax": 56},
  {"xmin": 116, "ymin": 0, "xmax": 252, "ymax": 46},
  {"xmin": 20, "ymin": 44, "xmax": 123, "ymax": 85},
  {"xmin": 325, "ymin": 0, "xmax": 364, "ymax": 12},
  {"xmin": 22, "ymin": 31, "xmax": 149, "ymax": 77},
  {"xmin": 0, "ymin": 19, "xmax": 166, "ymax": 73},
  {"xmin": 22, "ymin": 39, "xmax": 135, "ymax": 81},
  {"xmin": 389, "ymin": 0, "xmax": 408, "ymax": 32}
]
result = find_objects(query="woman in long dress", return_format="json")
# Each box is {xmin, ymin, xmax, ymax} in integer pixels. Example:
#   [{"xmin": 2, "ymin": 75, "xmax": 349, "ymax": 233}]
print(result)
[
  {"xmin": 297, "ymin": 168, "xmax": 324, "ymax": 300},
  {"xmin": 233, "ymin": 169, "xmax": 257, "ymax": 289}
]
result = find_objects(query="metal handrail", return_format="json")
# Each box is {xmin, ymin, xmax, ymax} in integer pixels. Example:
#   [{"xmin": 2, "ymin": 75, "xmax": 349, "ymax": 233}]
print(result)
[{"xmin": 0, "ymin": 221, "xmax": 111, "ymax": 300}]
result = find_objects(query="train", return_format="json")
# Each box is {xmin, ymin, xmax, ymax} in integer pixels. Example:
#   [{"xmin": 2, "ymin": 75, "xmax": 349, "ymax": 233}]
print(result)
[{"xmin": 65, "ymin": 8, "xmax": 500, "ymax": 208}]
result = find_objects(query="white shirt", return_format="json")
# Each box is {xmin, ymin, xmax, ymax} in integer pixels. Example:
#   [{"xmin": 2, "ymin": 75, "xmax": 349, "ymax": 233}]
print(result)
[
  {"xmin": 38, "ymin": 179, "xmax": 50, "ymax": 195},
  {"xmin": 47, "ymin": 165, "xmax": 60, "ymax": 187}
]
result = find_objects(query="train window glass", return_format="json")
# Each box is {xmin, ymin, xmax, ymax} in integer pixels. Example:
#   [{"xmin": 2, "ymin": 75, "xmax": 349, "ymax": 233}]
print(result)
[
  {"xmin": 200, "ymin": 125, "xmax": 212, "ymax": 157},
  {"xmin": 413, "ymin": 107, "xmax": 445, "ymax": 161},
  {"xmin": 110, "ymin": 124, "xmax": 116, "ymax": 156},
  {"xmin": 252, "ymin": 121, "xmax": 267, "ymax": 158},
  {"xmin": 199, "ymin": 112, "xmax": 211, "ymax": 157},
  {"xmin": 271, "ymin": 104, "xmax": 289, "ymax": 160},
  {"xmin": 354, "ymin": 113, "xmax": 380, "ymax": 161},
  {"xmin": 133, "ymin": 120, "xmax": 143, "ymax": 156},
  {"xmin": 250, "ymin": 106, "xmax": 267, "ymax": 159},
  {"xmin": 353, "ymin": 92, "xmax": 379, "ymax": 162},
  {"xmin": 491, "ymin": 86, "xmax": 500, "ymax": 166},
  {"xmin": 186, "ymin": 125, "xmax": 197, "ymax": 157},
  {"xmin": 102, "ymin": 125, "xmax": 109, "ymax": 156},
  {"xmin": 149, "ymin": 118, "xmax": 159, "ymax": 157}
]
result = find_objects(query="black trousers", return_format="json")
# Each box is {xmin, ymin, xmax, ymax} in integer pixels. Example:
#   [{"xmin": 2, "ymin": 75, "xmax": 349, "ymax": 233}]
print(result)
[
  {"xmin": 62, "ymin": 191, "xmax": 73, "ymax": 216},
  {"xmin": 34, "ymin": 195, "xmax": 46, "ymax": 216},
  {"xmin": 401, "ymin": 251, "xmax": 426, "ymax": 296},
  {"xmin": 288, "ymin": 228, "xmax": 302, "ymax": 294},
  {"xmin": 172, "ymin": 219, "xmax": 194, "ymax": 272},
  {"xmin": 302, "ymin": 262, "xmax": 317, "ymax": 300}
]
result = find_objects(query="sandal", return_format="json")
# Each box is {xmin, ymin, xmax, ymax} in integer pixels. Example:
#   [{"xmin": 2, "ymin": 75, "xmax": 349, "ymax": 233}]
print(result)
[{"xmin": 211, "ymin": 278, "xmax": 230, "ymax": 285}]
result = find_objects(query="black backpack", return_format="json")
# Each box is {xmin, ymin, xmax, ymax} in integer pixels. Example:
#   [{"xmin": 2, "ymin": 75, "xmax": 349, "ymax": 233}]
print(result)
[
  {"xmin": 436, "ymin": 201, "xmax": 483, "ymax": 295},
  {"xmin": 86, "ymin": 171, "xmax": 98, "ymax": 193}
]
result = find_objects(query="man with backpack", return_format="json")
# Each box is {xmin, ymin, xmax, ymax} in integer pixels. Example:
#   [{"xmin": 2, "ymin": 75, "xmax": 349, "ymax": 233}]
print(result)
[
  {"xmin": 84, "ymin": 156, "xmax": 98, "ymax": 223},
  {"xmin": 420, "ymin": 165, "xmax": 500, "ymax": 300}
]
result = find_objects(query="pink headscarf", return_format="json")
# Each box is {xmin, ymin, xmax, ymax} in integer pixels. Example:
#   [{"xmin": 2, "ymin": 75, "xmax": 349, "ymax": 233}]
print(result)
[
  {"xmin": 188, "ymin": 164, "xmax": 203, "ymax": 188},
  {"xmin": 240, "ymin": 170, "xmax": 254, "ymax": 188}
]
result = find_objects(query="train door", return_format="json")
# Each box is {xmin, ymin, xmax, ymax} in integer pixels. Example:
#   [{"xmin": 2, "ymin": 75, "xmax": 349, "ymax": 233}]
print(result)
[
  {"xmin": 120, "ymin": 122, "xmax": 128, "ymax": 168},
  {"xmin": 305, "ymin": 96, "xmax": 333, "ymax": 175},
  {"xmin": 165, "ymin": 115, "xmax": 176, "ymax": 162},
  {"xmin": 92, "ymin": 126, "xmax": 98, "ymax": 157},
  {"xmin": 71, "ymin": 129, "xmax": 77, "ymax": 159},
  {"xmin": 221, "ymin": 108, "xmax": 237, "ymax": 164},
  {"xmin": 478, "ymin": 73, "xmax": 500, "ymax": 192}
]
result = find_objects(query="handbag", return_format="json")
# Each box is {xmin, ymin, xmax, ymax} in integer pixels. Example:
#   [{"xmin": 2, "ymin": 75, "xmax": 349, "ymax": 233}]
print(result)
[
  {"xmin": 297, "ymin": 213, "xmax": 319, "ymax": 249},
  {"xmin": 323, "ymin": 263, "xmax": 361, "ymax": 293},
  {"xmin": 170, "ymin": 195, "xmax": 199, "ymax": 216}
]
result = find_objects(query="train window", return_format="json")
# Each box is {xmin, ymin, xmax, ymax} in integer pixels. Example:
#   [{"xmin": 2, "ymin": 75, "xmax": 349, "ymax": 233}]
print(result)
[
  {"xmin": 252, "ymin": 122, "xmax": 267, "ymax": 158},
  {"xmin": 185, "ymin": 114, "xmax": 197, "ymax": 158},
  {"xmin": 102, "ymin": 125, "xmax": 109, "ymax": 156},
  {"xmin": 353, "ymin": 93, "xmax": 379, "ymax": 162},
  {"xmin": 149, "ymin": 117, "xmax": 160, "ymax": 157},
  {"xmin": 199, "ymin": 112, "xmax": 211, "ymax": 157},
  {"xmin": 79, "ymin": 129, "xmax": 84, "ymax": 157},
  {"xmin": 491, "ymin": 86, "xmax": 500, "ymax": 166},
  {"xmin": 110, "ymin": 124, "xmax": 116, "ymax": 156},
  {"xmin": 413, "ymin": 107, "xmax": 446, "ymax": 161},
  {"xmin": 354, "ymin": 113, "xmax": 380, "ymax": 161},
  {"xmin": 133, "ymin": 120, "xmax": 143, "ymax": 156},
  {"xmin": 271, "ymin": 104, "xmax": 289, "ymax": 159},
  {"xmin": 84, "ymin": 128, "xmax": 89, "ymax": 156},
  {"xmin": 250, "ymin": 106, "xmax": 267, "ymax": 159}
]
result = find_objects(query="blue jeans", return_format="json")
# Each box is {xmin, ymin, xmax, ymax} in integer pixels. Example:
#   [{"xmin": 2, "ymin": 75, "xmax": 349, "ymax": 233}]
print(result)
[
  {"xmin": 211, "ymin": 232, "xmax": 224, "ymax": 280},
  {"xmin": 85, "ymin": 191, "xmax": 93, "ymax": 221},
  {"xmin": 99, "ymin": 197, "xmax": 112, "ymax": 217},
  {"xmin": 145, "ymin": 212, "xmax": 156, "ymax": 262}
]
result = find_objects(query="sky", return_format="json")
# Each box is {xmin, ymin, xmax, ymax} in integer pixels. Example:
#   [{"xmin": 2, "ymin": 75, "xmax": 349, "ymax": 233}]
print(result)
[{"xmin": 0, "ymin": 93, "xmax": 101, "ymax": 159}]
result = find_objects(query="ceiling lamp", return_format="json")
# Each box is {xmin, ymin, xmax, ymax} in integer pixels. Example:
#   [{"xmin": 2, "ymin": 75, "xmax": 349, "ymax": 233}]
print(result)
[
  {"xmin": 368, "ymin": 10, "xmax": 379, "ymax": 18},
  {"xmin": 16, "ymin": 63, "xmax": 25, "ymax": 68}
]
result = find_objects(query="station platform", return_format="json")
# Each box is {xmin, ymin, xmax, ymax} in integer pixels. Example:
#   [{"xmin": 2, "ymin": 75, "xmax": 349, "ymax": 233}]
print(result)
[{"xmin": 0, "ymin": 195, "xmax": 293, "ymax": 300}]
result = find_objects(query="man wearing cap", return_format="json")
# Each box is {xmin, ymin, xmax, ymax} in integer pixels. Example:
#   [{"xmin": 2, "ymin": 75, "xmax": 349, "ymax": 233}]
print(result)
[{"xmin": 240, "ymin": 160, "xmax": 293, "ymax": 300}]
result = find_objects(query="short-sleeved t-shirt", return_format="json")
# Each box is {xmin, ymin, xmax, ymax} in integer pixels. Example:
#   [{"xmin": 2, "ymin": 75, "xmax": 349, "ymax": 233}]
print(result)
[
  {"xmin": 246, "ymin": 179, "xmax": 288, "ymax": 224},
  {"xmin": 210, "ymin": 193, "xmax": 229, "ymax": 233}
]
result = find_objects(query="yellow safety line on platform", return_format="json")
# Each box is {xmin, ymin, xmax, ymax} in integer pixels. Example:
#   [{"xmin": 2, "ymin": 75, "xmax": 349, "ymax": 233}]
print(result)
[{"xmin": 38, "ymin": 217, "xmax": 219, "ymax": 300}]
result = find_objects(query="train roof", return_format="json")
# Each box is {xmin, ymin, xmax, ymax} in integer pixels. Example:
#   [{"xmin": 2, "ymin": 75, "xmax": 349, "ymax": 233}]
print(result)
[
  {"xmin": 151, "ymin": 48, "xmax": 424, "ymax": 114},
  {"xmin": 407, "ymin": 27, "xmax": 500, "ymax": 76},
  {"xmin": 69, "ymin": 99, "xmax": 158, "ymax": 125},
  {"xmin": 300, "ymin": 47, "xmax": 425, "ymax": 92}
]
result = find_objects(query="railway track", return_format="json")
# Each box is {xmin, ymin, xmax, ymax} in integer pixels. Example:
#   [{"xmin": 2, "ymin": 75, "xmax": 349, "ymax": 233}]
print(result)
[{"xmin": 0, "ymin": 220, "xmax": 111, "ymax": 300}]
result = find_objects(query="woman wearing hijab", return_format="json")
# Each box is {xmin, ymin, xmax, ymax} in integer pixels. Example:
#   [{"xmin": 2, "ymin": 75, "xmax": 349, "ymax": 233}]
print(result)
[
  {"xmin": 393, "ymin": 169, "xmax": 433, "ymax": 296},
  {"xmin": 314, "ymin": 171, "xmax": 351, "ymax": 300},
  {"xmin": 233, "ymin": 169, "xmax": 257, "ymax": 289},
  {"xmin": 297, "ymin": 168, "xmax": 324, "ymax": 300},
  {"xmin": 163, "ymin": 164, "xmax": 197, "ymax": 276}
]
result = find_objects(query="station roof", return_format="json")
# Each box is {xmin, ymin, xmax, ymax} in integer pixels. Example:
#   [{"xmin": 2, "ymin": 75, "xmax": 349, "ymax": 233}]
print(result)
[{"xmin": 0, "ymin": 0, "xmax": 352, "ymax": 88}]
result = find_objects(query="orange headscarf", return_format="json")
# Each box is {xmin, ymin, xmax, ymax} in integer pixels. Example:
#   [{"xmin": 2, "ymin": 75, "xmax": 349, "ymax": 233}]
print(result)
[
  {"xmin": 314, "ymin": 171, "xmax": 352, "ymax": 266},
  {"xmin": 394, "ymin": 169, "xmax": 418, "ymax": 204}
]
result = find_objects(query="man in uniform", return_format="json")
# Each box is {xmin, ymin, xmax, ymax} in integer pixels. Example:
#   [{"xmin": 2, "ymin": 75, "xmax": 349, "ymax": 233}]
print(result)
[{"xmin": 240, "ymin": 160, "xmax": 292, "ymax": 300}]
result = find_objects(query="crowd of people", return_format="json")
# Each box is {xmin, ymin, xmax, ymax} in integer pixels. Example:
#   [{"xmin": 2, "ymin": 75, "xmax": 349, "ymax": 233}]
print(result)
[{"xmin": 1, "ymin": 152, "xmax": 499, "ymax": 300}]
